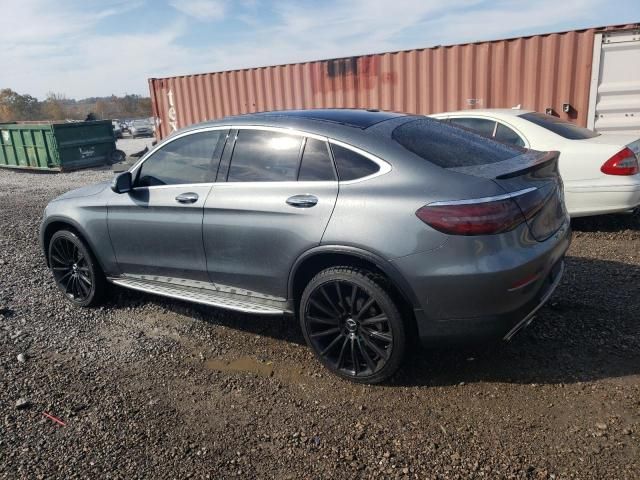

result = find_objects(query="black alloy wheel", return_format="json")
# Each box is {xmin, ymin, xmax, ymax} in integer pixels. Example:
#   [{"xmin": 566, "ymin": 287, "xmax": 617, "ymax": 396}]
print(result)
[
  {"xmin": 300, "ymin": 267, "xmax": 406, "ymax": 383},
  {"xmin": 48, "ymin": 230, "xmax": 104, "ymax": 307}
]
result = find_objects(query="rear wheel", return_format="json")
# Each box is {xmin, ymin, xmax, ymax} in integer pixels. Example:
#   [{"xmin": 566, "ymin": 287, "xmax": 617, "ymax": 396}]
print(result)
[
  {"xmin": 300, "ymin": 267, "xmax": 406, "ymax": 384},
  {"xmin": 48, "ymin": 230, "xmax": 106, "ymax": 307}
]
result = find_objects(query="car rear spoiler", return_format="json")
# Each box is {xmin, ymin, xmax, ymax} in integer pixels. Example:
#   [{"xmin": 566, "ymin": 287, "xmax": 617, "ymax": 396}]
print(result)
[{"xmin": 448, "ymin": 150, "xmax": 560, "ymax": 180}]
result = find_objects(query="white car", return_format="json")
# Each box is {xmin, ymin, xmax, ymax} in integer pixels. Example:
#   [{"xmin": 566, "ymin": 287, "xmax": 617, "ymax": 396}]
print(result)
[{"xmin": 430, "ymin": 109, "xmax": 640, "ymax": 217}]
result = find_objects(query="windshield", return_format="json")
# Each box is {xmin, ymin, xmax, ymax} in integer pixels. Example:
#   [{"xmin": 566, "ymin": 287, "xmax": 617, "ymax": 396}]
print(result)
[
  {"xmin": 391, "ymin": 118, "xmax": 522, "ymax": 168},
  {"xmin": 133, "ymin": 120, "xmax": 149, "ymax": 126},
  {"xmin": 519, "ymin": 112, "xmax": 599, "ymax": 140}
]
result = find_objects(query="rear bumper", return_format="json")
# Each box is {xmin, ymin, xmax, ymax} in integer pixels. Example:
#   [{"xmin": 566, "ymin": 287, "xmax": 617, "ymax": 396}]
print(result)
[
  {"xmin": 392, "ymin": 220, "xmax": 571, "ymax": 344},
  {"xmin": 502, "ymin": 260, "xmax": 564, "ymax": 341}
]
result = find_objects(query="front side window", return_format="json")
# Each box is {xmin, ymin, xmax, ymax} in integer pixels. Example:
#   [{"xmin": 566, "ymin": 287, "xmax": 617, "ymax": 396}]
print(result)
[
  {"xmin": 449, "ymin": 117, "xmax": 496, "ymax": 138},
  {"xmin": 227, "ymin": 130, "xmax": 302, "ymax": 182},
  {"xmin": 298, "ymin": 138, "xmax": 336, "ymax": 181},
  {"xmin": 330, "ymin": 144, "xmax": 379, "ymax": 181},
  {"xmin": 494, "ymin": 123, "xmax": 526, "ymax": 147},
  {"xmin": 137, "ymin": 130, "xmax": 222, "ymax": 186},
  {"xmin": 519, "ymin": 112, "xmax": 599, "ymax": 140}
]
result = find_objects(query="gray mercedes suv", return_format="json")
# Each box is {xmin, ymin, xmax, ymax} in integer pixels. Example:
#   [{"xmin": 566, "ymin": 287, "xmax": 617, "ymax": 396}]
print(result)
[{"xmin": 41, "ymin": 109, "xmax": 571, "ymax": 383}]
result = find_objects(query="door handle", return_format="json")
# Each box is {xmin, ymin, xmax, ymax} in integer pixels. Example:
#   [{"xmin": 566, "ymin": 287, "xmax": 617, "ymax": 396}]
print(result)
[
  {"xmin": 286, "ymin": 194, "xmax": 318, "ymax": 208},
  {"xmin": 175, "ymin": 192, "xmax": 199, "ymax": 204}
]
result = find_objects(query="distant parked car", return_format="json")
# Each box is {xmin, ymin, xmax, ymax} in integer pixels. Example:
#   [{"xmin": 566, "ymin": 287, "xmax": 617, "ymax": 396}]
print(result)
[
  {"xmin": 112, "ymin": 121, "xmax": 123, "ymax": 139},
  {"xmin": 130, "ymin": 119, "xmax": 153, "ymax": 138},
  {"xmin": 430, "ymin": 109, "xmax": 640, "ymax": 217},
  {"xmin": 40, "ymin": 109, "xmax": 570, "ymax": 383}
]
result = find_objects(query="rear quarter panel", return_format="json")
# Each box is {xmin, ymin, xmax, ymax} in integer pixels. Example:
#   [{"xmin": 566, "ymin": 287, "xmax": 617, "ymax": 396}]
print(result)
[{"xmin": 321, "ymin": 159, "xmax": 507, "ymax": 260}]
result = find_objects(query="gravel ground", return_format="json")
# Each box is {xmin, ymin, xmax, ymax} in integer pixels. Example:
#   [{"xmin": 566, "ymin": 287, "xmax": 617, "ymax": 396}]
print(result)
[
  {"xmin": 116, "ymin": 136, "xmax": 155, "ymax": 158},
  {"xmin": 0, "ymin": 167, "xmax": 638, "ymax": 479}
]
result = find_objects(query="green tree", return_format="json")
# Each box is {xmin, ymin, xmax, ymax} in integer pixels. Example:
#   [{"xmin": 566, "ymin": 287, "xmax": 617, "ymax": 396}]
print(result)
[
  {"xmin": 41, "ymin": 92, "xmax": 67, "ymax": 121},
  {"xmin": 0, "ymin": 88, "xmax": 41, "ymax": 122}
]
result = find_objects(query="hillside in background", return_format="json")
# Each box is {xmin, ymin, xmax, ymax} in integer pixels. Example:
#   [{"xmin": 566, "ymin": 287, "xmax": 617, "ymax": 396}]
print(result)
[{"xmin": 0, "ymin": 89, "xmax": 152, "ymax": 122}]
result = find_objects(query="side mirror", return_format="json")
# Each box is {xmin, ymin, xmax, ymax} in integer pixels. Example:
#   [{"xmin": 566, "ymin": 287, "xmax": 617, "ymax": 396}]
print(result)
[{"xmin": 111, "ymin": 171, "xmax": 132, "ymax": 194}]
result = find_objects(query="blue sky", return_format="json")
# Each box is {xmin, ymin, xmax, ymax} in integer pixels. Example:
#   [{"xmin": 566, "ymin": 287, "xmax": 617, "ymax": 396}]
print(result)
[{"xmin": 0, "ymin": 0, "xmax": 638, "ymax": 99}]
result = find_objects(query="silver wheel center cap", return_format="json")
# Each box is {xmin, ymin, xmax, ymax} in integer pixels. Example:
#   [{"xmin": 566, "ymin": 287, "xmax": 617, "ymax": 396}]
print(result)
[
  {"xmin": 345, "ymin": 318, "xmax": 357, "ymax": 332},
  {"xmin": 72, "ymin": 264, "xmax": 78, "ymax": 272}
]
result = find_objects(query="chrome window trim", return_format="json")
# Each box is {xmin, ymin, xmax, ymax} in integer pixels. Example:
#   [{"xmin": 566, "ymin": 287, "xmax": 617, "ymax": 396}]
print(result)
[
  {"xmin": 328, "ymin": 138, "xmax": 392, "ymax": 184},
  {"xmin": 131, "ymin": 183, "xmax": 216, "ymax": 191},
  {"xmin": 211, "ymin": 180, "xmax": 338, "ymax": 188},
  {"xmin": 428, "ymin": 187, "xmax": 537, "ymax": 206},
  {"xmin": 129, "ymin": 124, "xmax": 392, "ymax": 187}
]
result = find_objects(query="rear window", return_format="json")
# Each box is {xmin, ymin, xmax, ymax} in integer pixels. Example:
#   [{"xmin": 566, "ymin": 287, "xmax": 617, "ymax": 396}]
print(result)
[
  {"xmin": 519, "ymin": 112, "xmax": 599, "ymax": 140},
  {"xmin": 449, "ymin": 117, "xmax": 496, "ymax": 137},
  {"xmin": 392, "ymin": 118, "xmax": 521, "ymax": 168}
]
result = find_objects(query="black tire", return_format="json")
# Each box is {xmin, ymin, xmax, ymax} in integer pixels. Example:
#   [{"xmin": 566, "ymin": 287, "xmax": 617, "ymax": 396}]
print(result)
[
  {"xmin": 299, "ymin": 266, "xmax": 406, "ymax": 384},
  {"xmin": 48, "ymin": 230, "xmax": 106, "ymax": 307},
  {"xmin": 110, "ymin": 149, "xmax": 126, "ymax": 164}
]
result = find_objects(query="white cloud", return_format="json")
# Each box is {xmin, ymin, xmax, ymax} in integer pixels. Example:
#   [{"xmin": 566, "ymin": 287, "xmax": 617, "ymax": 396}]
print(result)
[
  {"xmin": 0, "ymin": 0, "xmax": 627, "ymax": 99},
  {"xmin": 168, "ymin": 0, "xmax": 226, "ymax": 21},
  {"xmin": 0, "ymin": 0, "xmax": 197, "ymax": 98}
]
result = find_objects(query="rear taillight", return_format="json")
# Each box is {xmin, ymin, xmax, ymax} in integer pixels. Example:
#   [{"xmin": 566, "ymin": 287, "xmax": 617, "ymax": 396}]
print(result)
[
  {"xmin": 600, "ymin": 147, "xmax": 639, "ymax": 176},
  {"xmin": 416, "ymin": 188, "xmax": 547, "ymax": 236}
]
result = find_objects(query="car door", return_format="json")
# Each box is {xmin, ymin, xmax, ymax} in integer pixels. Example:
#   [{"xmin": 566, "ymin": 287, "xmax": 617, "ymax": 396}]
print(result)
[
  {"xmin": 108, "ymin": 129, "xmax": 227, "ymax": 281},
  {"xmin": 203, "ymin": 128, "xmax": 339, "ymax": 299}
]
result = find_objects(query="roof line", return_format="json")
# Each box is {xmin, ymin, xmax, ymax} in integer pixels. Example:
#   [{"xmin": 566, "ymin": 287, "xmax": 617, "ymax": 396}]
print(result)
[{"xmin": 148, "ymin": 22, "xmax": 639, "ymax": 81}]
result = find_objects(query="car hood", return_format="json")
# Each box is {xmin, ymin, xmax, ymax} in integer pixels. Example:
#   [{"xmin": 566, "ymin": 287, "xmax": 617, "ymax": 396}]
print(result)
[{"xmin": 51, "ymin": 180, "xmax": 110, "ymax": 202}]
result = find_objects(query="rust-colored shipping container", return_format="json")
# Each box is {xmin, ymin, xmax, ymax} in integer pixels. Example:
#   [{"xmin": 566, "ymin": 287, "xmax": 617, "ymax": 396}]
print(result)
[{"xmin": 149, "ymin": 23, "xmax": 639, "ymax": 140}]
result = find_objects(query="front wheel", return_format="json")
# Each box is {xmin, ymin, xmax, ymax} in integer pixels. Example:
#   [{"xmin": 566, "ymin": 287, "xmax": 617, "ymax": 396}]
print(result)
[
  {"xmin": 300, "ymin": 267, "xmax": 406, "ymax": 384},
  {"xmin": 48, "ymin": 230, "xmax": 106, "ymax": 307}
]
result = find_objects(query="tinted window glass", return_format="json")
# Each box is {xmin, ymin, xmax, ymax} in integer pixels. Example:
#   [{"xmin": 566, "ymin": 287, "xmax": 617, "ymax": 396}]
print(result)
[
  {"xmin": 494, "ymin": 123, "xmax": 525, "ymax": 147},
  {"xmin": 392, "ymin": 118, "xmax": 520, "ymax": 168},
  {"xmin": 228, "ymin": 130, "xmax": 302, "ymax": 182},
  {"xmin": 298, "ymin": 138, "xmax": 336, "ymax": 181},
  {"xmin": 520, "ymin": 112, "xmax": 599, "ymax": 139},
  {"xmin": 330, "ymin": 144, "xmax": 379, "ymax": 181},
  {"xmin": 449, "ymin": 118, "xmax": 496, "ymax": 138},
  {"xmin": 137, "ymin": 131, "xmax": 221, "ymax": 186}
]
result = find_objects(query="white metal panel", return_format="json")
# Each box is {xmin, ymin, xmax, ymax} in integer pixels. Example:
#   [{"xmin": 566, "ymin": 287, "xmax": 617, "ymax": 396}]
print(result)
[
  {"xmin": 591, "ymin": 29, "xmax": 640, "ymax": 135},
  {"xmin": 587, "ymin": 34, "xmax": 603, "ymax": 130}
]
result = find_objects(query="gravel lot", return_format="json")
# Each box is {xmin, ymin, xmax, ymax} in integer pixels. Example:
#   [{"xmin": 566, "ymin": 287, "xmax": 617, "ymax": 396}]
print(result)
[
  {"xmin": 1, "ymin": 161, "xmax": 638, "ymax": 479},
  {"xmin": 116, "ymin": 136, "xmax": 155, "ymax": 158}
]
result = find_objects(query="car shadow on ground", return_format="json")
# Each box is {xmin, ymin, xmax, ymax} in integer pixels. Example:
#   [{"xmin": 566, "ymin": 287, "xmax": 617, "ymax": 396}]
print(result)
[
  {"xmin": 107, "ymin": 255, "xmax": 639, "ymax": 388},
  {"xmin": 571, "ymin": 211, "xmax": 639, "ymax": 232}
]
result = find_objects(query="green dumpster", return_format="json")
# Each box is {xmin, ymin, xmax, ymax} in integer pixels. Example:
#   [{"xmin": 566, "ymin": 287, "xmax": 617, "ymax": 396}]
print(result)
[{"xmin": 0, "ymin": 121, "xmax": 120, "ymax": 171}]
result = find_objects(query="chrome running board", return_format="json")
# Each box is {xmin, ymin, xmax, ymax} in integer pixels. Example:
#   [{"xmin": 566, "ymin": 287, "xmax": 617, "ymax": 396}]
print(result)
[
  {"xmin": 108, "ymin": 276, "xmax": 288, "ymax": 315},
  {"xmin": 503, "ymin": 261, "xmax": 565, "ymax": 341}
]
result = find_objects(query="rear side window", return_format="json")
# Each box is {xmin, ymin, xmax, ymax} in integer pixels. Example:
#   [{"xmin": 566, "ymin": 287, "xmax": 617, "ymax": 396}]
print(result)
[
  {"xmin": 298, "ymin": 138, "xmax": 336, "ymax": 181},
  {"xmin": 330, "ymin": 144, "xmax": 379, "ymax": 181},
  {"xmin": 449, "ymin": 118, "xmax": 496, "ymax": 138},
  {"xmin": 228, "ymin": 130, "xmax": 302, "ymax": 182},
  {"xmin": 137, "ymin": 130, "xmax": 221, "ymax": 186},
  {"xmin": 392, "ymin": 118, "xmax": 520, "ymax": 168},
  {"xmin": 520, "ymin": 112, "xmax": 599, "ymax": 140},
  {"xmin": 494, "ymin": 123, "xmax": 525, "ymax": 147}
]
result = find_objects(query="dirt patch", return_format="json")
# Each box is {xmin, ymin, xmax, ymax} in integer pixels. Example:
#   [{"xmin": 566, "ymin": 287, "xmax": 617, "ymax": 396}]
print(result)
[{"xmin": 0, "ymin": 168, "xmax": 638, "ymax": 479}]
